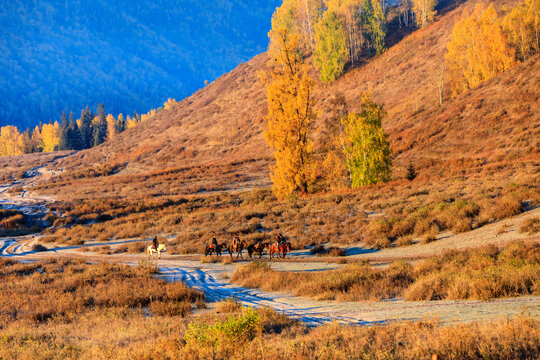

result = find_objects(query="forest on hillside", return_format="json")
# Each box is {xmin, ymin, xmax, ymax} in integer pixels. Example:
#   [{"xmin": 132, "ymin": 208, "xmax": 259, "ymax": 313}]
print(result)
[{"xmin": 0, "ymin": 0, "xmax": 280, "ymax": 129}]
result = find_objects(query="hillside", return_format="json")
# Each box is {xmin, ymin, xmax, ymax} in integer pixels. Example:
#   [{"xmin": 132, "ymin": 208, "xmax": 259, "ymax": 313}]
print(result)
[
  {"xmin": 0, "ymin": 0, "xmax": 280, "ymax": 128},
  {"xmin": 43, "ymin": 0, "xmax": 538, "ymax": 196}
]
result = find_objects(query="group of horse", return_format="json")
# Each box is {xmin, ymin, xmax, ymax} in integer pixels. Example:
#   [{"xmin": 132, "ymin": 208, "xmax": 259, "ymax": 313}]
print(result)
[{"xmin": 205, "ymin": 235, "xmax": 291, "ymax": 260}]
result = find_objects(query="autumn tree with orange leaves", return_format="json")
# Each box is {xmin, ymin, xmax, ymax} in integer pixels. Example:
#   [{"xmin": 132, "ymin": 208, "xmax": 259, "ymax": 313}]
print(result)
[
  {"xmin": 446, "ymin": 3, "xmax": 515, "ymax": 97},
  {"xmin": 262, "ymin": 28, "xmax": 317, "ymax": 200}
]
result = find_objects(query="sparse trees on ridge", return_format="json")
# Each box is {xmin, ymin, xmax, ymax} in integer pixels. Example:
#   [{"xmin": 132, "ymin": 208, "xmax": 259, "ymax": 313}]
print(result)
[
  {"xmin": 362, "ymin": 0, "xmax": 386, "ymax": 56},
  {"xmin": 326, "ymin": 0, "xmax": 364, "ymax": 65},
  {"xmin": 502, "ymin": 0, "xmax": 540, "ymax": 61}
]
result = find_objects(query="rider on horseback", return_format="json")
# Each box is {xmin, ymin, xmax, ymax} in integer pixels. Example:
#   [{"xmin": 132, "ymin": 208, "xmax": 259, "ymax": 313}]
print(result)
[
  {"xmin": 211, "ymin": 237, "xmax": 218, "ymax": 249},
  {"xmin": 232, "ymin": 234, "xmax": 240, "ymax": 248},
  {"xmin": 152, "ymin": 236, "xmax": 159, "ymax": 251}
]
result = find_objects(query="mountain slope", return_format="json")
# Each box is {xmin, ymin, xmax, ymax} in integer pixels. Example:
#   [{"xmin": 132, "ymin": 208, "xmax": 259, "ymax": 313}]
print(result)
[{"xmin": 55, "ymin": 0, "xmax": 538, "ymax": 179}]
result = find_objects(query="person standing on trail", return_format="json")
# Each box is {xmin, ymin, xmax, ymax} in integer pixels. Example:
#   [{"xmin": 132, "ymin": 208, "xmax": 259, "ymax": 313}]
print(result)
[{"xmin": 152, "ymin": 236, "xmax": 159, "ymax": 251}]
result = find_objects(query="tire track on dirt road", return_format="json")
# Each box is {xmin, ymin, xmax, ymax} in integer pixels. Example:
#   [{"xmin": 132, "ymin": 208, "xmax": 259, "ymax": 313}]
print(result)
[{"xmin": 2, "ymin": 238, "xmax": 540, "ymax": 327}]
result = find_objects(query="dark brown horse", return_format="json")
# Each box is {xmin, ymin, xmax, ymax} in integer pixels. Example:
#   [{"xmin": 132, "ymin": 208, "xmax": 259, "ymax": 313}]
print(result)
[
  {"xmin": 247, "ymin": 242, "xmax": 269, "ymax": 259},
  {"xmin": 205, "ymin": 242, "xmax": 224, "ymax": 257},
  {"xmin": 228, "ymin": 235, "xmax": 247, "ymax": 259},
  {"xmin": 269, "ymin": 241, "xmax": 291, "ymax": 259}
]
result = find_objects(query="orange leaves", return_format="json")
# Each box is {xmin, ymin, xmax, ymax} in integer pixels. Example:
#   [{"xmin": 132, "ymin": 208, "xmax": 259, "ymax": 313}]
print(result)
[
  {"xmin": 446, "ymin": 4, "xmax": 516, "ymax": 97},
  {"xmin": 264, "ymin": 28, "xmax": 317, "ymax": 200}
]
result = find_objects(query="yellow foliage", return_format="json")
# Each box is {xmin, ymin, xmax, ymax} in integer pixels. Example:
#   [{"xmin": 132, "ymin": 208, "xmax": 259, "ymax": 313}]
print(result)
[
  {"xmin": 163, "ymin": 98, "xmax": 177, "ymax": 110},
  {"xmin": 502, "ymin": 0, "xmax": 540, "ymax": 61},
  {"xmin": 0, "ymin": 126, "xmax": 24, "ymax": 156},
  {"xmin": 270, "ymin": 0, "xmax": 323, "ymax": 53},
  {"xmin": 446, "ymin": 4, "xmax": 515, "ymax": 97},
  {"xmin": 321, "ymin": 151, "xmax": 349, "ymax": 190},
  {"xmin": 263, "ymin": 28, "xmax": 317, "ymax": 200},
  {"xmin": 106, "ymin": 114, "xmax": 116, "ymax": 141},
  {"xmin": 126, "ymin": 118, "xmax": 137, "ymax": 129},
  {"xmin": 412, "ymin": 0, "xmax": 437, "ymax": 28},
  {"xmin": 41, "ymin": 121, "xmax": 60, "ymax": 152}
]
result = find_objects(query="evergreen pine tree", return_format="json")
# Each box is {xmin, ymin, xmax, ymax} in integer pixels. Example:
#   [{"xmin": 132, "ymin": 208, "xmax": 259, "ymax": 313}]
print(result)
[
  {"xmin": 60, "ymin": 110, "xmax": 68, "ymax": 129},
  {"xmin": 93, "ymin": 127, "xmax": 102, "ymax": 147},
  {"xmin": 79, "ymin": 106, "xmax": 94, "ymax": 149},
  {"xmin": 69, "ymin": 119, "xmax": 83, "ymax": 150},
  {"xmin": 406, "ymin": 162, "xmax": 417, "ymax": 180}
]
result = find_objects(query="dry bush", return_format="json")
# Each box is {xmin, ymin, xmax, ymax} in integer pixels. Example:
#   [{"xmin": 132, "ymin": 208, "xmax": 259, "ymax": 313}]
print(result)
[
  {"xmin": 520, "ymin": 216, "xmax": 540, "ymax": 234},
  {"xmin": 232, "ymin": 242, "xmax": 540, "ymax": 301},
  {"xmin": 31, "ymin": 244, "xmax": 48, "ymax": 252},
  {"xmin": 215, "ymin": 298, "xmax": 243, "ymax": 313},
  {"xmin": 486, "ymin": 193, "xmax": 523, "ymax": 220},
  {"xmin": 0, "ymin": 259, "xmax": 203, "ymax": 327},
  {"xmin": 310, "ymin": 245, "xmax": 346, "ymax": 256}
]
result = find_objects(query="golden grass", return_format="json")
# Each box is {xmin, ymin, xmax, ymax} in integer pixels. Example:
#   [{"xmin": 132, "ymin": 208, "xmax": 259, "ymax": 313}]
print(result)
[
  {"xmin": 0, "ymin": 258, "xmax": 538, "ymax": 359},
  {"xmin": 520, "ymin": 216, "xmax": 540, "ymax": 234},
  {"xmin": 231, "ymin": 241, "xmax": 540, "ymax": 301},
  {"xmin": 39, "ymin": 169, "xmax": 539, "ymax": 254},
  {"xmin": 0, "ymin": 258, "xmax": 203, "ymax": 326}
]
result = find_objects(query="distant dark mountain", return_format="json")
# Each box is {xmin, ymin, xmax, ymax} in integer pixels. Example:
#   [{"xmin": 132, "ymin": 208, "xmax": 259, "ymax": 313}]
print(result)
[{"xmin": 0, "ymin": 0, "xmax": 280, "ymax": 128}]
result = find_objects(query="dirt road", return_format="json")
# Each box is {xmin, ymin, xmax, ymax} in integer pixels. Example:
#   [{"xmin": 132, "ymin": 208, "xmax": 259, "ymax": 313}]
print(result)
[{"xmin": 2, "ymin": 236, "xmax": 539, "ymax": 327}]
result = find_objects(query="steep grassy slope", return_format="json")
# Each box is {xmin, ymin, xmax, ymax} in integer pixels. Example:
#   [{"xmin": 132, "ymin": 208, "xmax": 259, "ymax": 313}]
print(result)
[{"xmin": 49, "ymin": 0, "xmax": 538, "ymax": 187}]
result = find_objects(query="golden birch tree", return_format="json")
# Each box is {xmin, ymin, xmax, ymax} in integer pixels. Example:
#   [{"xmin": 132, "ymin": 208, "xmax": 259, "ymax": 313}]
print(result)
[
  {"xmin": 412, "ymin": 0, "xmax": 437, "ymax": 28},
  {"xmin": 502, "ymin": 0, "xmax": 540, "ymax": 61},
  {"xmin": 446, "ymin": 3, "xmax": 515, "ymax": 97},
  {"xmin": 0, "ymin": 126, "xmax": 24, "ymax": 156},
  {"xmin": 263, "ymin": 28, "xmax": 316, "ymax": 200},
  {"xmin": 41, "ymin": 121, "xmax": 61, "ymax": 152},
  {"xmin": 340, "ymin": 94, "xmax": 391, "ymax": 187}
]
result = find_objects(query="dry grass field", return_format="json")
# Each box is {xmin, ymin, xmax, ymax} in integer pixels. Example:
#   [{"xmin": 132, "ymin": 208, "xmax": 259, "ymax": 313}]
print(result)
[{"xmin": 0, "ymin": 258, "xmax": 538, "ymax": 360}]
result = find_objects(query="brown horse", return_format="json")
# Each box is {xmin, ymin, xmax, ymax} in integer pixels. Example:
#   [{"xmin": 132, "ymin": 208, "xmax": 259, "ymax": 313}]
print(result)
[
  {"xmin": 247, "ymin": 242, "xmax": 269, "ymax": 259},
  {"xmin": 205, "ymin": 242, "xmax": 224, "ymax": 257},
  {"xmin": 228, "ymin": 236, "xmax": 247, "ymax": 259},
  {"xmin": 269, "ymin": 241, "xmax": 291, "ymax": 259}
]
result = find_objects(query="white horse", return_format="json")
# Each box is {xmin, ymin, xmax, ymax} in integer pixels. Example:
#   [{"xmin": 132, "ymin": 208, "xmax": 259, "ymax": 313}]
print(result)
[{"xmin": 147, "ymin": 244, "xmax": 167, "ymax": 259}]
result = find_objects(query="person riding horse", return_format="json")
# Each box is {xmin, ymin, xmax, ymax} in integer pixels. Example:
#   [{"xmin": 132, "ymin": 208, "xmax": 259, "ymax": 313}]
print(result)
[
  {"xmin": 152, "ymin": 236, "xmax": 159, "ymax": 251},
  {"xmin": 211, "ymin": 237, "xmax": 218, "ymax": 249},
  {"xmin": 232, "ymin": 234, "xmax": 240, "ymax": 248}
]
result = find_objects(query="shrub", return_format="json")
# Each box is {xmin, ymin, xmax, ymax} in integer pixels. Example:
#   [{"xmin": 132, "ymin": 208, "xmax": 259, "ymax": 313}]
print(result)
[
  {"xmin": 185, "ymin": 307, "xmax": 261, "ymax": 349},
  {"xmin": 215, "ymin": 298, "xmax": 243, "ymax": 314},
  {"xmin": 520, "ymin": 217, "xmax": 540, "ymax": 234},
  {"xmin": 31, "ymin": 244, "xmax": 48, "ymax": 252},
  {"xmin": 487, "ymin": 194, "xmax": 523, "ymax": 220}
]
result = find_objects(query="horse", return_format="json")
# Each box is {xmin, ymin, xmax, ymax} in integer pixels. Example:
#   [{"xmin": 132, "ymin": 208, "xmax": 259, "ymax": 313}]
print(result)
[
  {"xmin": 228, "ymin": 239, "xmax": 247, "ymax": 259},
  {"xmin": 279, "ymin": 241, "xmax": 291, "ymax": 258},
  {"xmin": 147, "ymin": 244, "xmax": 167, "ymax": 259},
  {"xmin": 247, "ymin": 242, "xmax": 269, "ymax": 259},
  {"xmin": 205, "ymin": 242, "xmax": 224, "ymax": 257},
  {"xmin": 269, "ymin": 241, "xmax": 291, "ymax": 259}
]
